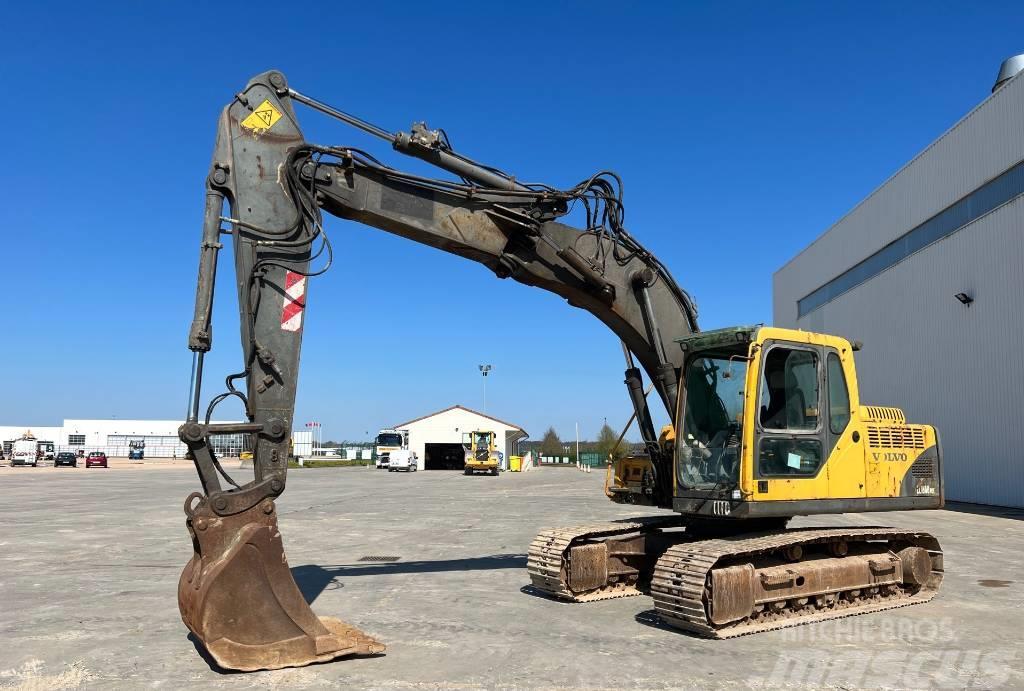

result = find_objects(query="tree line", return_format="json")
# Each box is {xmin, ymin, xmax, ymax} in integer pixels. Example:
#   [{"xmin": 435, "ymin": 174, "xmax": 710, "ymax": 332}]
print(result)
[{"xmin": 520, "ymin": 424, "xmax": 632, "ymax": 462}]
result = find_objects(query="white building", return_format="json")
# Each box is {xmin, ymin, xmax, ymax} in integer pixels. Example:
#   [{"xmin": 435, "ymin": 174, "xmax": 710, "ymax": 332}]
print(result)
[
  {"xmin": 1, "ymin": 419, "xmax": 243, "ymax": 458},
  {"xmin": 773, "ymin": 57, "xmax": 1024, "ymax": 508},
  {"xmin": 393, "ymin": 405, "xmax": 527, "ymax": 471},
  {"xmin": 292, "ymin": 429, "xmax": 313, "ymax": 457},
  {"xmin": 0, "ymin": 425, "xmax": 63, "ymax": 456}
]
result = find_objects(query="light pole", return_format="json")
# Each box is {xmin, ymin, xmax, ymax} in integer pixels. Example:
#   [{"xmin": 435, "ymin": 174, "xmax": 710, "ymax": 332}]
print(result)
[
  {"xmin": 305, "ymin": 421, "xmax": 321, "ymax": 454},
  {"xmin": 478, "ymin": 364, "xmax": 492, "ymax": 412}
]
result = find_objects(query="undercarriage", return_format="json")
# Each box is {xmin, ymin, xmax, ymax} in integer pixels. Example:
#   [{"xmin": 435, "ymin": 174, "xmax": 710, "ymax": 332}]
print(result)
[{"xmin": 527, "ymin": 520, "xmax": 942, "ymax": 636}]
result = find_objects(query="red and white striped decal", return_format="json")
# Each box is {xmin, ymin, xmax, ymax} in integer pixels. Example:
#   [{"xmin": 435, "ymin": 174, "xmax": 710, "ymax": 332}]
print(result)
[{"xmin": 281, "ymin": 271, "xmax": 306, "ymax": 332}]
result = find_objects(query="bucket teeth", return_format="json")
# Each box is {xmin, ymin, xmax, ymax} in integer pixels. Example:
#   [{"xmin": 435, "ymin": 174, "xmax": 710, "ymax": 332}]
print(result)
[{"xmin": 178, "ymin": 495, "xmax": 385, "ymax": 671}]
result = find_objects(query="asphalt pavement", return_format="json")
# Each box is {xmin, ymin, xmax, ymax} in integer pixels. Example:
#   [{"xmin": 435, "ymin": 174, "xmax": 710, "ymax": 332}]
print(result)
[{"xmin": 0, "ymin": 464, "xmax": 1021, "ymax": 689}]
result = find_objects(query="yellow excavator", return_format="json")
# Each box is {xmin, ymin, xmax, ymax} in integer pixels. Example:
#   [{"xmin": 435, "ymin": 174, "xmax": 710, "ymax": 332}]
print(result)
[
  {"xmin": 177, "ymin": 71, "xmax": 943, "ymax": 671},
  {"xmin": 463, "ymin": 430, "xmax": 500, "ymax": 475}
]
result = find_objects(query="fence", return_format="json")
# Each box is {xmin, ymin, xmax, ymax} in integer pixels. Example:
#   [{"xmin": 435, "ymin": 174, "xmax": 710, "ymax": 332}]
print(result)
[{"xmin": 579, "ymin": 452, "xmax": 606, "ymax": 468}]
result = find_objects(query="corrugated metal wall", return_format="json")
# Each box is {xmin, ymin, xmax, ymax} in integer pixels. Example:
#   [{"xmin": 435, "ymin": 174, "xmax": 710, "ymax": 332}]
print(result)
[
  {"xmin": 775, "ymin": 71, "xmax": 1024, "ymax": 325},
  {"xmin": 774, "ymin": 73, "xmax": 1024, "ymax": 508}
]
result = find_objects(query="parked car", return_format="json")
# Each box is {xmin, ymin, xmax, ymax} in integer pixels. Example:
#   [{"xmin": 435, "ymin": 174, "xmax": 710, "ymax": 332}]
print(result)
[
  {"xmin": 54, "ymin": 452, "xmax": 78, "ymax": 468},
  {"xmin": 388, "ymin": 450, "xmax": 418, "ymax": 472},
  {"xmin": 85, "ymin": 451, "xmax": 108, "ymax": 468}
]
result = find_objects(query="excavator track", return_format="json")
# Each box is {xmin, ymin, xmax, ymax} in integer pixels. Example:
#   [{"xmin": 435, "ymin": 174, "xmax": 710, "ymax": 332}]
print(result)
[
  {"xmin": 650, "ymin": 527, "xmax": 943, "ymax": 638},
  {"xmin": 527, "ymin": 516, "xmax": 683, "ymax": 602}
]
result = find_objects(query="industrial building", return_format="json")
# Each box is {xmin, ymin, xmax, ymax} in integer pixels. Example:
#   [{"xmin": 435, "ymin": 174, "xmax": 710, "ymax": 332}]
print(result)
[
  {"xmin": 1, "ymin": 409, "xmax": 528, "ymax": 467},
  {"xmin": 1, "ymin": 419, "xmax": 244, "ymax": 458},
  {"xmin": 773, "ymin": 56, "xmax": 1024, "ymax": 508},
  {"xmin": 393, "ymin": 405, "xmax": 527, "ymax": 471}
]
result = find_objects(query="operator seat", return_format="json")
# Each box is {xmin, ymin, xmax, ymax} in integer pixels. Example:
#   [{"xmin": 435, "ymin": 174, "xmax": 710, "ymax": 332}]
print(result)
[{"xmin": 761, "ymin": 369, "xmax": 788, "ymax": 428}]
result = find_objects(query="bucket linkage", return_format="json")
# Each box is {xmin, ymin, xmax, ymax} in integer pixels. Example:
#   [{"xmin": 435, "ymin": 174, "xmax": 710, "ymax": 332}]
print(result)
[{"xmin": 178, "ymin": 490, "xmax": 384, "ymax": 671}]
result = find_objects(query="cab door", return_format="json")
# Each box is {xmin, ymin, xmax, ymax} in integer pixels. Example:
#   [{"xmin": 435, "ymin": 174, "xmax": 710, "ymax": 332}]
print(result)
[
  {"xmin": 823, "ymin": 348, "xmax": 866, "ymax": 498},
  {"xmin": 753, "ymin": 341, "xmax": 830, "ymax": 501}
]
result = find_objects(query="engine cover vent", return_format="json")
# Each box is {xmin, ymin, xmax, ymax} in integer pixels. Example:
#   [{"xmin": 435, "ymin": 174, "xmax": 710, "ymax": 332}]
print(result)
[
  {"xmin": 867, "ymin": 425, "xmax": 926, "ymax": 449},
  {"xmin": 910, "ymin": 456, "xmax": 936, "ymax": 479},
  {"xmin": 862, "ymin": 406, "xmax": 906, "ymax": 424}
]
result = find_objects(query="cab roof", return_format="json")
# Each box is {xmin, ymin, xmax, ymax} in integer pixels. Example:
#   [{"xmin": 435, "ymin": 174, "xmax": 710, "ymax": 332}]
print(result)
[
  {"xmin": 676, "ymin": 325, "xmax": 759, "ymax": 353},
  {"xmin": 676, "ymin": 325, "xmax": 856, "ymax": 354}
]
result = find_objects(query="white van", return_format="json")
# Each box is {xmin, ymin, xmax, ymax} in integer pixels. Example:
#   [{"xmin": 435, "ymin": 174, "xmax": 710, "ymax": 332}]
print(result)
[
  {"xmin": 387, "ymin": 449, "xmax": 418, "ymax": 472},
  {"xmin": 12, "ymin": 439, "xmax": 38, "ymax": 467}
]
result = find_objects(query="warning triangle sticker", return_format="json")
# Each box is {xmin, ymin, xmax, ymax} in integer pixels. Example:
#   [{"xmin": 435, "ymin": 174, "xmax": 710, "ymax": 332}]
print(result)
[{"xmin": 241, "ymin": 99, "xmax": 283, "ymax": 134}]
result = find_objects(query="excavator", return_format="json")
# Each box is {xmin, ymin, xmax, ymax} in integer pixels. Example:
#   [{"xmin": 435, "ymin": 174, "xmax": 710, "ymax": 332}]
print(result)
[{"xmin": 179, "ymin": 71, "xmax": 944, "ymax": 671}]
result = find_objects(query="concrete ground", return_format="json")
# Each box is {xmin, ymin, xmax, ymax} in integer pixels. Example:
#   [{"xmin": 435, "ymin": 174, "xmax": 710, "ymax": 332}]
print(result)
[{"xmin": 0, "ymin": 465, "xmax": 1021, "ymax": 690}]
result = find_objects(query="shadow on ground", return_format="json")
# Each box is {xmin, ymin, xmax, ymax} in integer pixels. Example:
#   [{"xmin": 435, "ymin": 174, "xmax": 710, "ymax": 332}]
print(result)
[
  {"xmin": 945, "ymin": 501, "xmax": 1024, "ymax": 521},
  {"xmin": 634, "ymin": 609, "xmax": 711, "ymax": 640},
  {"xmin": 188, "ymin": 633, "xmax": 242, "ymax": 675},
  {"xmin": 518, "ymin": 584, "xmax": 570, "ymax": 602},
  {"xmin": 292, "ymin": 554, "xmax": 527, "ymax": 602}
]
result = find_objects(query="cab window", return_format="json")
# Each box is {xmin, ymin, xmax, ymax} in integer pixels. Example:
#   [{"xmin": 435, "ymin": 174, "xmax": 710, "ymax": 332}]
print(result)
[
  {"xmin": 677, "ymin": 351, "xmax": 747, "ymax": 489},
  {"xmin": 827, "ymin": 353, "xmax": 851, "ymax": 435},
  {"xmin": 759, "ymin": 347, "xmax": 819, "ymax": 431},
  {"xmin": 758, "ymin": 438, "xmax": 823, "ymax": 476}
]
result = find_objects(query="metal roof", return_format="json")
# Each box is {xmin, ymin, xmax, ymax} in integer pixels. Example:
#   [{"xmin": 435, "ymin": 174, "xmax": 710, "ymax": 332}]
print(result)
[{"xmin": 392, "ymin": 404, "xmax": 526, "ymax": 434}]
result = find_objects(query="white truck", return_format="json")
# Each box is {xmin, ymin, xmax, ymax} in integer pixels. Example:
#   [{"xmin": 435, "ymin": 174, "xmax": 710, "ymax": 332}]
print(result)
[
  {"xmin": 37, "ymin": 441, "xmax": 55, "ymax": 461},
  {"xmin": 374, "ymin": 429, "xmax": 406, "ymax": 469},
  {"xmin": 387, "ymin": 449, "xmax": 418, "ymax": 472}
]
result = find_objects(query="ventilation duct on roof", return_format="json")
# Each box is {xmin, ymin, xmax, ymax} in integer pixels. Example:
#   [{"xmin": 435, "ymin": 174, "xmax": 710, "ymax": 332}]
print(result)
[{"xmin": 992, "ymin": 54, "xmax": 1024, "ymax": 93}]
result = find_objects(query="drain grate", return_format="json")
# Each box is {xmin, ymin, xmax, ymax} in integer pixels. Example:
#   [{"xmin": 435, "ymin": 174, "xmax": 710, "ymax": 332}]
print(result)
[{"xmin": 358, "ymin": 555, "xmax": 400, "ymax": 562}]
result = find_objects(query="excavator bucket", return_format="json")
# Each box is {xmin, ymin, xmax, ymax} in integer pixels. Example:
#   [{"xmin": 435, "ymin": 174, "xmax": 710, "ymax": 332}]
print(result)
[{"xmin": 178, "ymin": 493, "xmax": 385, "ymax": 671}]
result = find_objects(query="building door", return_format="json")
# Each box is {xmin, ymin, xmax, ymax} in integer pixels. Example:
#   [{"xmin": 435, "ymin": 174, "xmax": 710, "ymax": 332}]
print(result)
[{"xmin": 424, "ymin": 443, "xmax": 465, "ymax": 470}]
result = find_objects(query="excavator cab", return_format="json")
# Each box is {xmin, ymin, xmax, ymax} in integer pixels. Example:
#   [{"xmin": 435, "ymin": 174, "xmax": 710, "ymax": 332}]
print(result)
[
  {"xmin": 670, "ymin": 325, "xmax": 943, "ymax": 518},
  {"xmin": 609, "ymin": 325, "xmax": 944, "ymax": 515}
]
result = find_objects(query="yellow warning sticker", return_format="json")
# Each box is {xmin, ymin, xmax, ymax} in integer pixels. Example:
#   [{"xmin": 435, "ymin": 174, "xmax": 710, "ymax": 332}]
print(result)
[{"xmin": 240, "ymin": 99, "xmax": 283, "ymax": 134}]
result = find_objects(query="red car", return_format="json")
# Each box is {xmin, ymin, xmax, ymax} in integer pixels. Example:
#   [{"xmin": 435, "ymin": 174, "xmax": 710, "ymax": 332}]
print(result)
[{"xmin": 85, "ymin": 451, "xmax": 108, "ymax": 468}]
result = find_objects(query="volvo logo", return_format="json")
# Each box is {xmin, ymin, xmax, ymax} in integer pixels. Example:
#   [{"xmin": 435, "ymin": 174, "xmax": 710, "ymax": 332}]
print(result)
[{"xmin": 872, "ymin": 452, "xmax": 909, "ymax": 462}]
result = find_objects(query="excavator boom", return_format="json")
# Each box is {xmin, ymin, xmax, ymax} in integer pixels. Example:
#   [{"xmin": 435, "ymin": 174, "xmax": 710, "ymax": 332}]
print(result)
[{"xmin": 179, "ymin": 70, "xmax": 698, "ymax": 670}]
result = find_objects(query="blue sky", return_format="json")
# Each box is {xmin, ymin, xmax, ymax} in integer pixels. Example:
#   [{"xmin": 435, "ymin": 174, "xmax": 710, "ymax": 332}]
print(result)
[{"xmin": 1, "ymin": 2, "xmax": 1020, "ymax": 442}]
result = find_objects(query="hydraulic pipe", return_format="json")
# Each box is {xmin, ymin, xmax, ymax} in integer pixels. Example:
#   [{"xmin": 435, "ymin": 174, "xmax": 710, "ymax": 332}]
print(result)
[
  {"xmin": 187, "ymin": 190, "xmax": 225, "ymax": 353},
  {"xmin": 634, "ymin": 274, "xmax": 670, "ymax": 366},
  {"xmin": 185, "ymin": 189, "xmax": 225, "ymax": 422},
  {"xmin": 625, "ymin": 367, "xmax": 659, "ymax": 446},
  {"xmin": 288, "ymin": 88, "xmax": 528, "ymax": 192},
  {"xmin": 188, "ymin": 353, "xmax": 205, "ymax": 423},
  {"xmin": 392, "ymin": 132, "xmax": 530, "ymax": 192},
  {"xmin": 287, "ymin": 89, "xmax": 396, "ymax": 143}
]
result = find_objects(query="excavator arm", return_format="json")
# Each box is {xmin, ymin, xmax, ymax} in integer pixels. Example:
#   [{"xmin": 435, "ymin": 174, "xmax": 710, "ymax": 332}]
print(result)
[{"xmin": 178, "ymin": 70, "xmax": 698, "ymax": 671}]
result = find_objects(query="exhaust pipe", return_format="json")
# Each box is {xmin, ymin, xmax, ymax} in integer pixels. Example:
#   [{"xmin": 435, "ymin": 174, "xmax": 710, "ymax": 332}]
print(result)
[{"xmin": 992, "ymin": 54, "xmax": 1024, "ymax": 93}]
